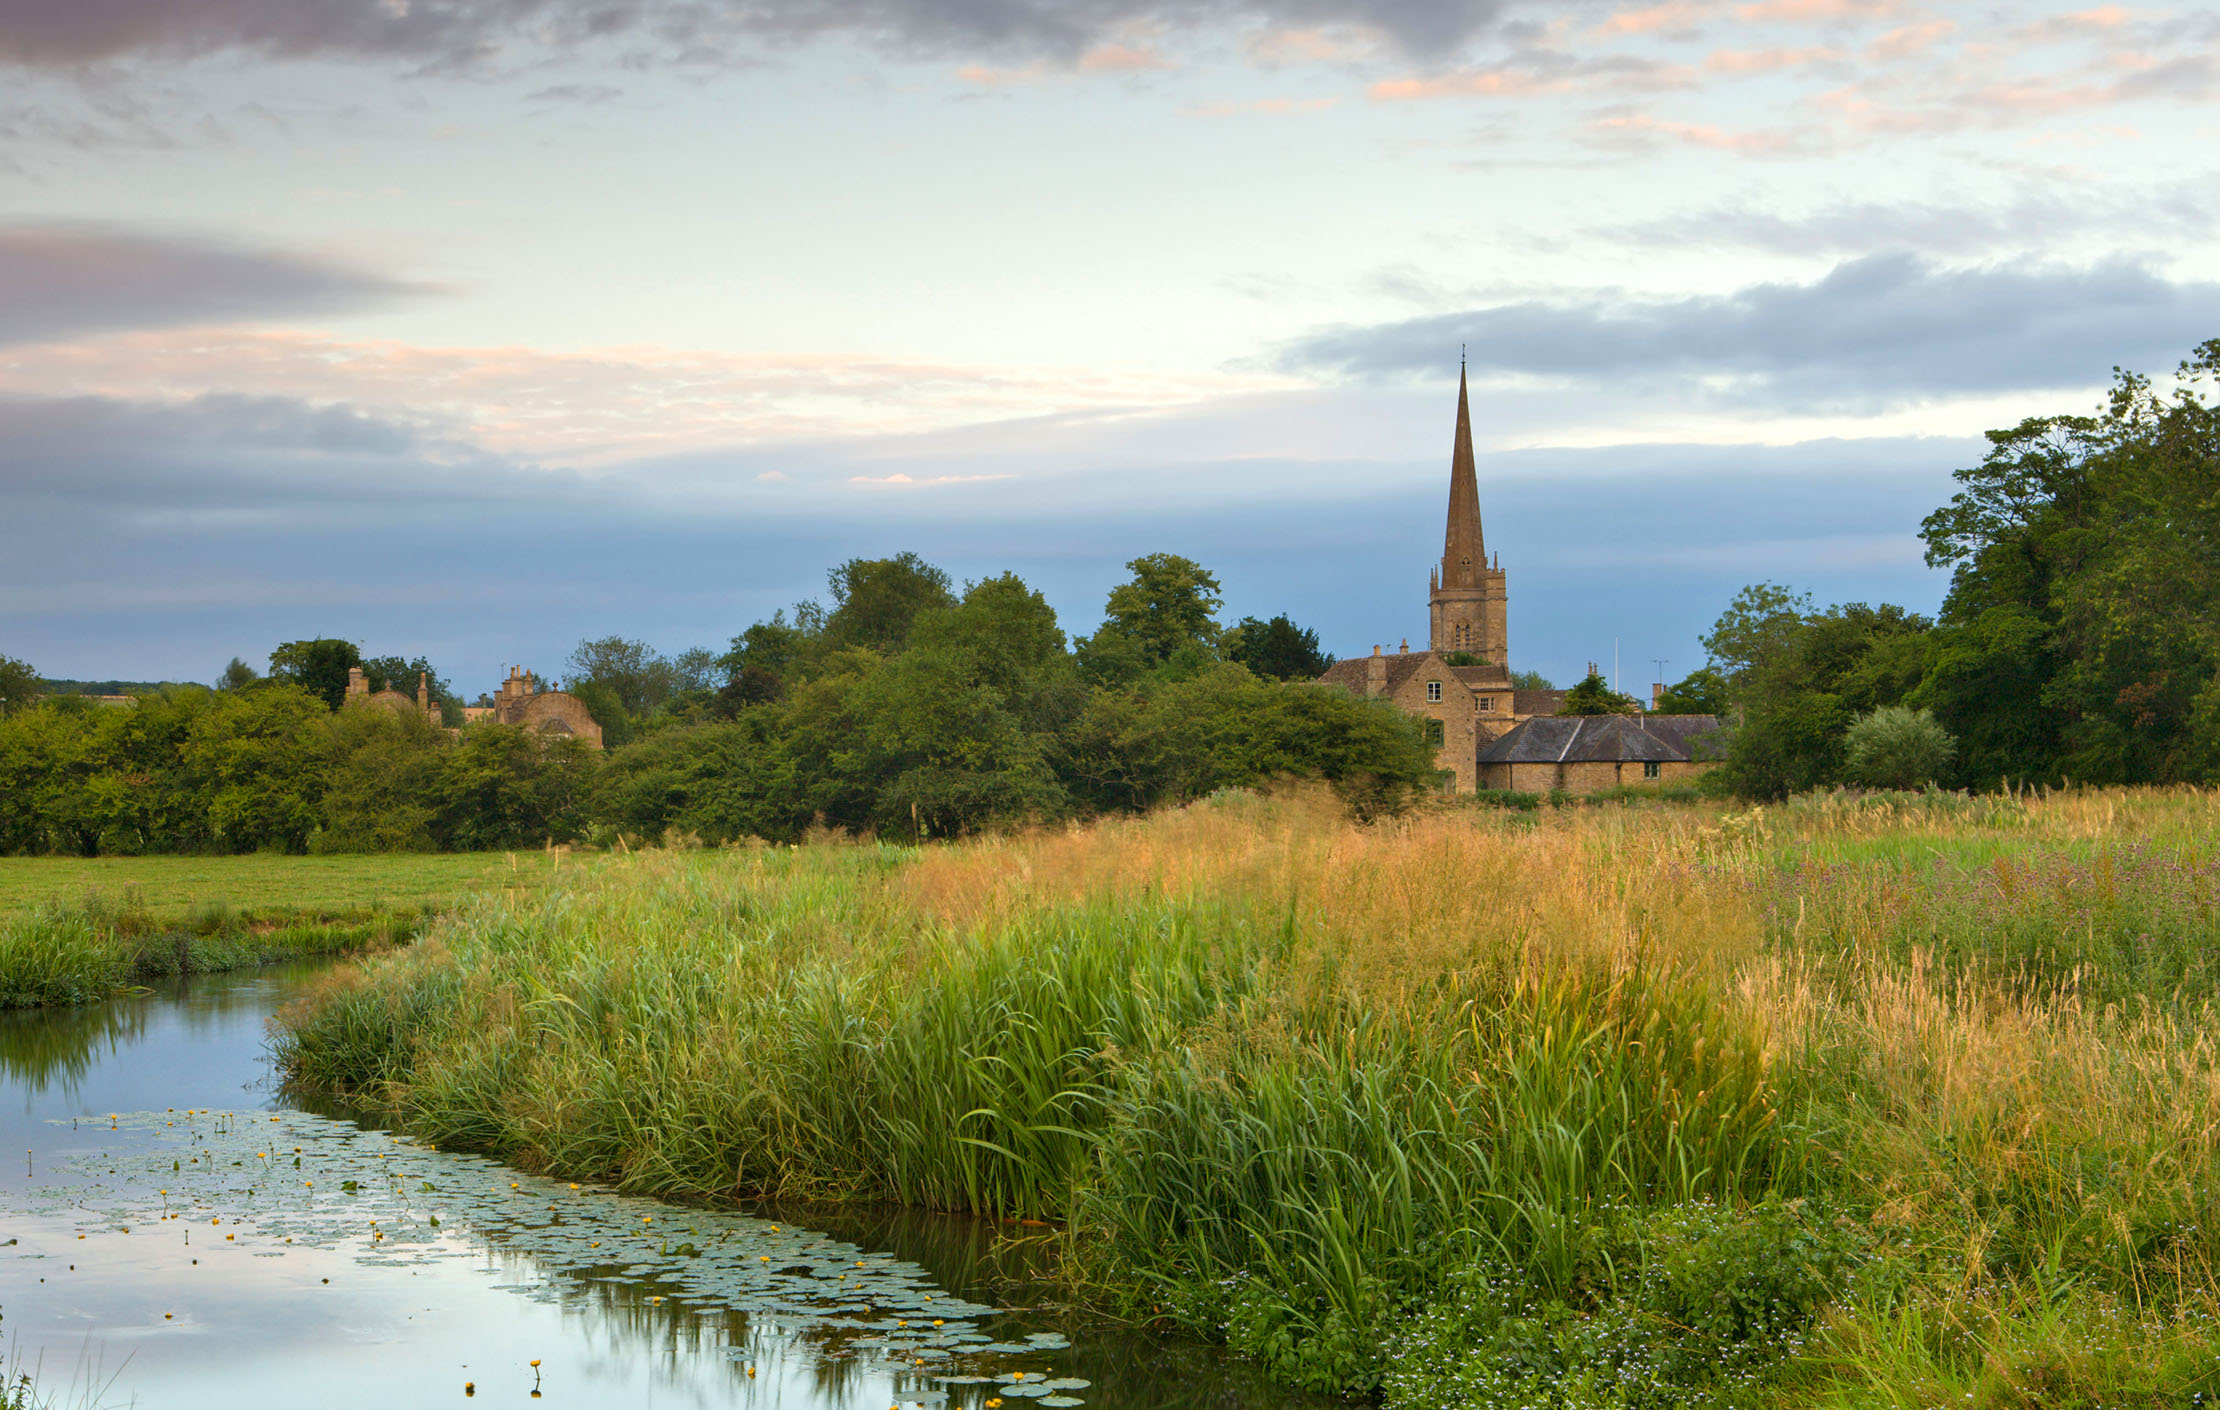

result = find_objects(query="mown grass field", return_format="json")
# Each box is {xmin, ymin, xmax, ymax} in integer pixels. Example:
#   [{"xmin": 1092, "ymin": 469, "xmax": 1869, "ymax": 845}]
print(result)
[
  {"xmin": 0, "ymin": 849, "xmax": 580, "ymax": 919},
  {"xmin": 273, "ymin": 786, "xmax": 2220, "ymax": 1408}
]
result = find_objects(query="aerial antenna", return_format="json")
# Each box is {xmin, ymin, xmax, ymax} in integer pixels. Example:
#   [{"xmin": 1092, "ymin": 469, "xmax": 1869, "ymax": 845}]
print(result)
[{"xmin": 1652, "ymin": 658, "xmax": 1669, "ymax": 683}]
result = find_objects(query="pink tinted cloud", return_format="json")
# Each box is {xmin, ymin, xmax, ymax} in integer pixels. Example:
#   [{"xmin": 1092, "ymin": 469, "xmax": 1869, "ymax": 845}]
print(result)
[
  {"xmin": 1369, "ymin": 68, "xmax": 1573, "ymax": 100},
  {"xmin": 1586, "ymin": 112, "xmax": 1802, "ymax": 151},
  {"xmin": 1734, "ymin": 0, "xmax": 1902, "ymax": 20},
  {"xmin": 0, "ymin": 328, "xmax": 1273, "ymax": 464},
  {"xmin": 1078, "ymin": 42, "xmax": 1173, "ymax": 71},
  {"xmin": 1593, "ymin": 1, "xmax": 1715, "ymax": 35},
  {"xmin": 1184, "ymin": 95, "xmax": 1337, "ymax": 115},
  {"xmin": 1866, "ymin": 19, "xmax": 1955, "ymax": 60},
  {"xmin": 1705, "ymin": 44, "xmax": 1842, "ymax": 72}
]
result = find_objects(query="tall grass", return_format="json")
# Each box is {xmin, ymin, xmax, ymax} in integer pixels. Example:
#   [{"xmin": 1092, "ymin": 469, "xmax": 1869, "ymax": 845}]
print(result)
[
  {"xmin": 0, "ymin": 894, "xmax": 425, "ymax": 1008},
  {"xmin": 273, "ymin": 785, "xmax": 2220, "ymax": 1406}
]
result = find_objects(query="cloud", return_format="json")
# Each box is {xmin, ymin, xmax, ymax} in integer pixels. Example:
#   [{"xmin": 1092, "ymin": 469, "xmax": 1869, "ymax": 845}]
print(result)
[
  {"xmin": 0, "ymin": 326, "xmax": 1281, "ymax": 463},
  {"xmin": 1277, "ymin": 253, "xmax": 2220, "ymax": 408},
  {"xmin": 0, "ymin": 224, "xmax": 422, "ymax": 346},
  {"xmin": 1592, "ymin": 2, "xmax": 1712, "ymax": 37},
  {"xmin": 1369, "ymin": 49, "xmax": 1692, "ymax": 100},
  {"xmin": 1865, "ymin": 18, "xmax": 1953, "ymax": 60},
  {"xmin": 1572, "ymin": 184, "xmax": 2219, "ymax": 257},
  {"xmin": 0, "ymin": 0, "xmax": 1542, "ymax": 71},
  {"xmin": 1583, "ymin": 111, "xmax": 1804, "ymax": 151},
  {"xmin": 1703, "ymin": 44, "xmax": 1840, "ymax": 73}
]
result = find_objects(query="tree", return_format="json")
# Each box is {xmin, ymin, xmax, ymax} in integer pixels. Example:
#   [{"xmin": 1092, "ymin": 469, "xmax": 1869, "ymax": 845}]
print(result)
[
  {"xmin": 1080, "ymin": 553, "xmax": 1224, "ymax": 681},
  {"xmin": 0, "ymin": 654, "xmax": 38, "ymax": 717},
  {"xmin": 1916, "ymin": 338, "xmax": 2220, "ymax": 786},
  {"xmin": 567, "ymin": 637, "xmax": 675, "ymax": 719},
  {"xmin": 1711, "ymin": 601, "xmax": 1935, "ymax": 798},
  {"xmin": 216, "ymin": 657, "xmax": 259, "ymax": 691},
  {"xmin": 1558, "ymin": 672, "xmax": 1639, "ymax": 716},
  {"xmin": 1701, "ymin": 584, "xmax": 1814, "ymax": 689},
  {"xmin": 1844, "ymin": 706, "xmax": 1957, "ymax": 790},
  {"xmin": 1227, "ymin": 615, "xmax": 1332, "ymax": 681},
  {"xmin": 268, "ymin": 639, "xmax": 363, "ymax": 710},
  {"xmin": 1654, "ymin": 667, "xmax": 1730, "ymax": 715},
  {"xmin": 1510, "ymin": 669, "xmax": 1555, "ymax": 691},
  {"xmin": 822, "ymin": 552, "xmax": 956, "ymax": 654}
]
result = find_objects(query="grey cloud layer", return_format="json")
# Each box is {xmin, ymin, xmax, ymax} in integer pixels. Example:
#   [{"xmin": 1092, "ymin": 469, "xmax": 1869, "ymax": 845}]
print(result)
[
  {"xmin": 0, "ymin": 225, "xmax": 421, "ymax": 345},
  {"xmin": 0, "ymin": 0, "xmax": 1532, "ymax": 67},
  {"xmin": 1579, "ymin": 186, "xmax": 2220, "ymax": 260},
  {"xmin": 1283, "ymin": 254, "xmax": 2220, "ymax": 405}
]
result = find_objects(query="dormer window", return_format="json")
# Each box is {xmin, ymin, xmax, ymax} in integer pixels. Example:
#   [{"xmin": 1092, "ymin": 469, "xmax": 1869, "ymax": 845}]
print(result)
[
  {"xmin": 1427, "ymin": 681, "xmax": 1443, "ymax": 702},
  {"xmin": 1479, "ymin": 697, "xmax": 1495, "ymax": 712}
]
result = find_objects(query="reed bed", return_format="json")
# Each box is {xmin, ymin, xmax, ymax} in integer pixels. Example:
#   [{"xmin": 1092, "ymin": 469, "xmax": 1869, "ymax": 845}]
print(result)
[
  {"xmin": 273, "ymin": 785, "xmax": 2220, "ymax": 1407},
  {"xmin": 0, "ymin": 896, "xmax": 425, "ymax": 1008}
]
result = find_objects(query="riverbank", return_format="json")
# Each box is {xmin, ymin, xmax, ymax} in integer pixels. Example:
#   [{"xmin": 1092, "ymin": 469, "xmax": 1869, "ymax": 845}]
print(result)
[
  {"xmin": 0, "ymin": 849, "xmax": 586, "ymax": 1008},
  {"xmin": 0, "ymin": 898, "xmax": 426, "ymax": 1008},
  {"xmin": 272, "ymin": 786, "xmax": 2220, "ymax": 1408}
]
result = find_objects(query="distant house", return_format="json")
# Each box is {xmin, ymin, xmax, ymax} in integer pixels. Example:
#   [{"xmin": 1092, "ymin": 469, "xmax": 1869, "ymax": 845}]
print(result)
[
  {"xmin": 351, "ymin": 663, "xmax": 603, "ymax": 748},
  {"xmin": 1476, "ymin": 714, "xmax": 1723, "ymax": 794},
  {"xmin": 342, "ymin": 666, "xmax": 442, "ymax": 725},
  {"xmin": 470, "ymin": 666, "xmax": 604, "ymax": 748}
]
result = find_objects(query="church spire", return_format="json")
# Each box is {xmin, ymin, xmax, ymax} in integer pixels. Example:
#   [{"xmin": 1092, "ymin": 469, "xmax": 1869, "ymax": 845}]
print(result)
[{"xmin": 1439, "ymin": 357, "xmax": 1484, "ymax": 590}]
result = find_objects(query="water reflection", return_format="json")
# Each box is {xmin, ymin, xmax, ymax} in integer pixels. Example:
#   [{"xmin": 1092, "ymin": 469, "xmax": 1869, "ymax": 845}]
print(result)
[
  {"xmin": 0, "ymin": 1000, "xmax": 145, "ymax": 1099},
  {"xmin": 0, "ymin": 964, "xmax": 1324, "ymax": 1410}
]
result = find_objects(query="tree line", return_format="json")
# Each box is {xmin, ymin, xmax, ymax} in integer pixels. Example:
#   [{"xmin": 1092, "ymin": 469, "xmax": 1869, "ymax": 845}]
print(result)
[
  {"xmin": 0, "ymin": 555, "xmax": 1432, "ymax": 855},
  {"xmin": 1660, "ymin": 338, "xmax": 2220, "ymax": 797}
]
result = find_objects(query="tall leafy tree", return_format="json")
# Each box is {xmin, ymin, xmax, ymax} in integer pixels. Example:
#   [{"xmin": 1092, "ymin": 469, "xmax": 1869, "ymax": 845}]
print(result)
[
  {"xmin": 1227, "ymin": 615, "xmax": 1333, "ymax": 681},
  {"xmin": 821, "ymin": 552, "xmax": 956, "ymax": 654},
  {"xmin": 1918, "ymin": 338, "xmax": 2220, "ymax": 785},
  {"xmin": 1079, "ymin": 553, "xmax": 1224, "ymax": 683},
  {"xmin": 267, "ymin": 639, "xmax": 362, "ymax": 710}
]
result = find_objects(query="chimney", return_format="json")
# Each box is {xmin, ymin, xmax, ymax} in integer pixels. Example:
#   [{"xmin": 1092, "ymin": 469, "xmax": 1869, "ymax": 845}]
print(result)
[
  {"xmin": 1652, "ymin": 682, "xmax": 1665, "ymax": 711},
  {"xmin": 1399, "ymin": 637, "xmax": 1409, "ymax": 654},
  {"xmin": 1366, "ymin": 647, "xmax": 1387, "ymax": 697}
]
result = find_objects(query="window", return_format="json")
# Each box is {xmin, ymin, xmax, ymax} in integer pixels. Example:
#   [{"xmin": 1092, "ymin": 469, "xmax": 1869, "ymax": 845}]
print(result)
[
  {"xmin": 1424, "ymin": 719, "xmax": 1445, "ymax": 747},
  {"xmin": 1478, "ymin": 697, "xmax": 1495, "ymax": 712},
  {"xmin": 1427, "ymin": 680, "xmax": 1443, "ymax": 702},
  {"xmin": 1454, "ymin": 623, "xmax": 1469, "ymax": 649},
  {"xmin": 1643, "ymin": 760, "xmax": 1661, "ymax": 779}
]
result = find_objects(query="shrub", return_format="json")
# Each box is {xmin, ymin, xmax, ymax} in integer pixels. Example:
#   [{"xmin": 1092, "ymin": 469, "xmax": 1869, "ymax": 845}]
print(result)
[{"xmin": 1844, "ymin": 706, "xmax": 1957, "ymax": 790}]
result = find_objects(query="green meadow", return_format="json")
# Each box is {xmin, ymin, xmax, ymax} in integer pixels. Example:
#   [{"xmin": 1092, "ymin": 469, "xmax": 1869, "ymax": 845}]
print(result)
[
  {"xmin": 0, "ymin": 849, "xmax": 581, "ymax": 1007},
  {"xmin": 0, "ymin": 849, "xmax": 577, "ymax": 919},
  {"xmin": 268, "ymin": 786, "xmax": 2220, "ymax": 1408}
]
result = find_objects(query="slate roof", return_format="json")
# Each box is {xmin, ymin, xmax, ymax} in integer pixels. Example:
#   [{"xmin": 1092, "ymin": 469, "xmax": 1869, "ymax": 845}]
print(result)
[
  {"xmin": 1477, "ymin": 714, "xmax": 1723, "ymax": 765},
  {"xmin": 1512, "ymin": 689, "xmax": 1567, "ymax": 715}
]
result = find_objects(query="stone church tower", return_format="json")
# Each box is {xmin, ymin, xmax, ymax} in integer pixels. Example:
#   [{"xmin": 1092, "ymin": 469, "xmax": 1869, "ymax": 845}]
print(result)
[{"xmin": 1427, "ymin": 361, "xmax": 1508, "ymax": 664}]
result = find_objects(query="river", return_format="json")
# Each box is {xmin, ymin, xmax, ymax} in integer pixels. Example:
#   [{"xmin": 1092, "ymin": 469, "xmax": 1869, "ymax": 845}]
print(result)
[{"xmin": 0, "ymin": 962, "xmax": 1320, "ymax": 1410}]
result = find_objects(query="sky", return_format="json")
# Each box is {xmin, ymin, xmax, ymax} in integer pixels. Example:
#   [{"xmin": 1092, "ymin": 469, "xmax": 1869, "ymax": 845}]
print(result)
[{"xmin": 1, "ymin": 0, "xmax": 2216, "ymax": 694}]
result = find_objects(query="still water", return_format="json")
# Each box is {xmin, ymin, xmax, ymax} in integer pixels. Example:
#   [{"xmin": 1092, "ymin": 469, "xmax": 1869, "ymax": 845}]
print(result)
[{"xmin": 0, "ymin": 964, "xmax": 1315, "ymax": 1410}]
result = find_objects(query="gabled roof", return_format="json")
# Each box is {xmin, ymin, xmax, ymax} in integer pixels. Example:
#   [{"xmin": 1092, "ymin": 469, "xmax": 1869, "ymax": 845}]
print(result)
[
  {"xmin": 1478, "ymin": 714, "xmax": 1723, "ymax": 765},
  {"xmin": 1316, "ymin": 651, "xmax": 1464, "ymax": 699}
]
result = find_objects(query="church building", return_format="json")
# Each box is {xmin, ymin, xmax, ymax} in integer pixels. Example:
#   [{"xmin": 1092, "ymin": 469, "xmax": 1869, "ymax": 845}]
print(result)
[
  {"xmin": 1316, "ymin": 363, "xmax": 1566, "ymax": 791},
  {"xmin": 1316, "ymin": 364, "xmax": 1721, "ymax": 794}
]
